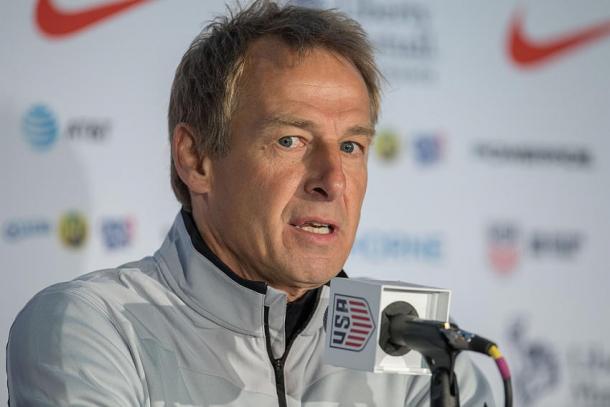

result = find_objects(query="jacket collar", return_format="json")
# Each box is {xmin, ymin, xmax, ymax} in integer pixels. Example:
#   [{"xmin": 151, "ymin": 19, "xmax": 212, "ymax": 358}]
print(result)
[
  {"xmin": 154, "ymin": 211, "xmax": 344, "ymax": 354},
  {"xmin": 180, "ymin": 209, "xmax": 267, "ymax": 295},
  {"xmin": 154, "ymin": 212, "xmax": 273, "ymax": 337}
]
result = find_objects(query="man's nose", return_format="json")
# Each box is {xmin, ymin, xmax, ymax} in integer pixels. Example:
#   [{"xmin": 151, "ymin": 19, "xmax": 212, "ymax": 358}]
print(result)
[{"xmin": 304, "ymin": 143, "xmax": 346, "ymax": 201}]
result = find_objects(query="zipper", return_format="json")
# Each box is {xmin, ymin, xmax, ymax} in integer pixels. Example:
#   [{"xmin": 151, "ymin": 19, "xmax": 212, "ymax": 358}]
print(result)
[
  {"xmin": 263, "ymin": 288, "xmax": 323, "ymax": 407},
  {"xmin": 264, "ymin": 307, "xmax": 288, "ymax": 407}
]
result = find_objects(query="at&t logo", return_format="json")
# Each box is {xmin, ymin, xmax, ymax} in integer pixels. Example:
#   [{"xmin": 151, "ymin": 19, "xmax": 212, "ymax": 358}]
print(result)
[
  {"xmin": 22, "ymin": 104, "xmax": 59, "ymax": 151},
  {"xmin": 21, "ymin": 104, "xmax": 111, "ymax": 151},
  {"xmin": 329, "ymin": 294, "xmax": 375, "ymax": 352}
]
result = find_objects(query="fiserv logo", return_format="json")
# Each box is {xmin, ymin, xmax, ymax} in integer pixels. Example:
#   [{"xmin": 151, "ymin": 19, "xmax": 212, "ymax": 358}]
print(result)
[{"xmin": 329, "ymin": 294, "xmax": 375, "ymax": 352}]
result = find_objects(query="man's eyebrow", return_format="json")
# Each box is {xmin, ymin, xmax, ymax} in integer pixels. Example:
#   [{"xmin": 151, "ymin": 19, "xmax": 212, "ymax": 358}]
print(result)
[
  {"xmin": 262, "ymin": 115, "xmax": 317, "ymax": 132},
  {"xmin": 345, "ymin": 125, "xmax": 375, "ymax": 138},
  {"xmin": 262, "ymin": 115, "xmax": 375, "ymax": 138}
]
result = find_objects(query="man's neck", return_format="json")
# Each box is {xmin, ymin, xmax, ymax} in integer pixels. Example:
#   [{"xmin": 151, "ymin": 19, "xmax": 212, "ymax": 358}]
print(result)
[{"xmin": 182, "ymin": 208, "xmax": 315, "ymax": 302}]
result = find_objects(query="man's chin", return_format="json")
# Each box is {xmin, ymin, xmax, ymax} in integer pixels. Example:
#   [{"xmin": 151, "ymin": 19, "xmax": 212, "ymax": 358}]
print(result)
[{"xmin": 282, "ymin": 261, "xmax": 345, "ymax": 287}]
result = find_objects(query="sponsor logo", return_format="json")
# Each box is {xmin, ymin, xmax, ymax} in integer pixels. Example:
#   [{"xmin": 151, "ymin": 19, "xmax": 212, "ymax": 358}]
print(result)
[
  {"xmin": 508, "ymin": 10, "xmax": 610, "ymax": 68},
  {"xmin": 530, "ymin": 231, "xmax": 582, "ymax": 258},
  {"xmin": 21, "ymin": 104, "xmax": 111, "ymax": 150},
  {"xmin": 487, "ymin": 223, "xmax": 584, "ymax": 274},
  {"xmin": 568, "ymin": 345, "xmax": 610, "ymax": 406},
  {"xmin": 361, "ymin": 1, "xmax": 437, "ymax": 82},
  {"xmin": 352, "ymin": 231, "xmax": 442, "ymax": 262},
  {"xmin": 413, "ymin": 133, "xmax": 444, "ymax": 165},
  {"xmin": 509, "ymin": 317, "xmax": 610, "ymax": 406},
  {"xmin": 506, "ymin": 316, "xmax": 560, "ymax": 406},
  {"xmin": 329, "ymin": 294, "xmax": 375, "ymax": 352},
  {"xmin": 58, "ymin": 211, "xmax": 88, "ymax": 248},
  {"xmin": 374, "ymin": 129, "xmax": 445, "ymax": 166},
  {"xmin": 487, "ymin": 224, "xmax": 520, "ymax": 275},
  {"xmin": 35, "ymin": 0, "xmax": 150, "ymax": 38},
  {"xmin": 374, "ymin": 129, "xmax": 401, "ymax": 162},
  {"xmin": 22, "ymin": 105, "xmax": 59, "ymax": 151},
  {"xmin": 101, "ymin": 217, "xmax": 135, "ymax": 249},
  {"xmin": 3, "ymin": 219, "xmax": 51, "ymax": 241},
  {"xmin": 474, "ymin": 143, "xmax": 592, "ymax": 168},
  {"xmin": 305, "ymin": 1, "xmax": 436, "ymax": 82},
  {"xmin": 66, "ymin": 119, "xmax": 111, "ymax": 141}
]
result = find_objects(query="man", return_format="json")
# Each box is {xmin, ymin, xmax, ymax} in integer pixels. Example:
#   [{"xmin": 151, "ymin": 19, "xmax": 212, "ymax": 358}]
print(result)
[{"xmin": 7, "ymin": 1, "xmax": 494, "ymax": 405}]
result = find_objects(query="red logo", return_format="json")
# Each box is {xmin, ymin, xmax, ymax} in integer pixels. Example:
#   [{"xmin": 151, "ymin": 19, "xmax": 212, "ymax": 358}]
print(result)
[
  {"xmin": 508, "ymin": 10, "xmax": 610, "ymax": 68},
  {"xmin": 329, "ymin": 295, "xmax": 375, "ymax": 352},
  {"xmin": 487, "ymin": 224, "xmax": 520, "ymax": 275},
  {"xmin": 35, "ymin": 0, "xmax": 150, "ymax": 38}
]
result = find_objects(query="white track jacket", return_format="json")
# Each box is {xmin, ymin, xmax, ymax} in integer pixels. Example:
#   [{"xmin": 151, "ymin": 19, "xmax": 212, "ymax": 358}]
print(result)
[{"xmin": 7, "ymin": 212, "xmax": 495, "ymax": 406}]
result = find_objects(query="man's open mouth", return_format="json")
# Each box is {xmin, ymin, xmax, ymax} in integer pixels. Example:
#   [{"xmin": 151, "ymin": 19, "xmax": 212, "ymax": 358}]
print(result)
[{"xmin": 293, "ymin": 221, "xmax": 336, "ymax": 235}]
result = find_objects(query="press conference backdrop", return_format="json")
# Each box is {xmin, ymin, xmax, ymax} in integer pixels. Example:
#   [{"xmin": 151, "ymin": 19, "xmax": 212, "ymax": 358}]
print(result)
[{"xmin": 1, "ymin": 0, "xmax": 609, "ymax": 405}]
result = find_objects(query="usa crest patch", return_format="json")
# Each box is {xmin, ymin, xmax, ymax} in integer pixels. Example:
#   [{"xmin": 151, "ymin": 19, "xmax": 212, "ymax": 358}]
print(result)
[{"xmin": 329, "ymin": 294, "xmax": 375, "ymax": 352}]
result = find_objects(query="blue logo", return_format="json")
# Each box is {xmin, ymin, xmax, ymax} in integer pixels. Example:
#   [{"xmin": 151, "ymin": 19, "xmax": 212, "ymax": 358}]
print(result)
[
  {"xmin": 22, "ymin": 105, "xmax": 59, "ymax": 151},
  {"xmin": 413, "ymin": 133, "xmax": 444, "ymax": 165},
  {"xmin": 101, "ymin": 217, "xmax": 135, "ymax": 249},
  {"xmin": 351, "ymin": 231, "xmax": 442, "ymax": 262},
  {"xmin": 3, "ymin": 219, "xmax": 51, "ymax": 241}
]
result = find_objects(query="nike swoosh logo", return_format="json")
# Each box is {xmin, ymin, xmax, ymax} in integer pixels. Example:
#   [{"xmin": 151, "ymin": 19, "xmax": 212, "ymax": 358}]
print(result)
[
  {"xmin": 508, "ymin": 10, "xmax": 610, "ymax": 67},
  {"xmin": 36, "ymin": 0, "xmax": 150, "ymax": 38}
]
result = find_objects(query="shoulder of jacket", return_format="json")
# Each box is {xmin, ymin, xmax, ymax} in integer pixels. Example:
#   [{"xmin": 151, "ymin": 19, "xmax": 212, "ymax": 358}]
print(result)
[{"xmin": 19, "ymin": 256, "xmax": 165, "ymax": 322}]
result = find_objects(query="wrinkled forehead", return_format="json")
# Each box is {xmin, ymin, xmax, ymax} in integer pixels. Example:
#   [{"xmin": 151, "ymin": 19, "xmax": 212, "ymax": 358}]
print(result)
[
  {"xmin": 244, "ymin": 36, "xmax": 331, "ymax": 70},
  {"xmin": 235, "ymin": 36, "xmax": 370, "ymax": 114}
]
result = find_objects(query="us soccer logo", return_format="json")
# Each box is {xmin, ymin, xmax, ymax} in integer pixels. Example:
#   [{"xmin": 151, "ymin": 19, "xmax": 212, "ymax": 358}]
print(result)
[{"xmin": 329, "ymin": 294, "xmax": 375, "ymax": 352}]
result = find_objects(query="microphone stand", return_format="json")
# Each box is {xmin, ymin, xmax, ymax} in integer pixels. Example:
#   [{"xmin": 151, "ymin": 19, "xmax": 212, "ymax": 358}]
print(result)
[
  {"xmin": 380, "ymin": 301, "xmax": 511, "ymax": 407},
  {"xmin": 391, "ymin": 317, "xmax": 461, "ymax": 407}
]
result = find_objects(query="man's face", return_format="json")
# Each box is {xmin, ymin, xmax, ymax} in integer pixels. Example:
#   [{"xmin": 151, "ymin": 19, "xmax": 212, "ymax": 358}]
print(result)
[{"xmin": 202, "ymin": 39, "xmax": 373, "ymax": 295}]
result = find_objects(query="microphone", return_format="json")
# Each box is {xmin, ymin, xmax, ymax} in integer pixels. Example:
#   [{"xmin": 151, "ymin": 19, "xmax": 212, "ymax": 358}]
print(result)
[
  {"xmin": 324, "ymin": 277, "xmax": 512, "ymax": 407},
  {"xmin": 379, "ymin": 300, "xmax": 497, "ymax": 358},
  {"xmin": 324, "ymin": 277, "xmax": 452, "ymax": 374}
]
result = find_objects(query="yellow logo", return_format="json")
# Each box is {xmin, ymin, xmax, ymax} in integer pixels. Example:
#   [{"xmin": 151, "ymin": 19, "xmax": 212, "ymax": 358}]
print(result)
[
  {"xmin": 58, "ymin": 211, "xmax": 88, "ymax": 248},
  {"xmin": 374, "ymin": 129, "xmax": 401, "ymax": 162}
]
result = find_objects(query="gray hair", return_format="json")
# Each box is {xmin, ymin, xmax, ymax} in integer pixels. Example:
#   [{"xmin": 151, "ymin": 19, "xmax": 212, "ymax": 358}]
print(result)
[{"xmin": 168, "ymin": 0, "xmax": 382, "ymax": 211}]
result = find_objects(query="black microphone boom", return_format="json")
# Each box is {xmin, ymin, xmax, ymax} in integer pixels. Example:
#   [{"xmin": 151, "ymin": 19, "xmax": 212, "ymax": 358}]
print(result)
[{"xmin": 379, "ymin": 301, "xmax": 512, "ymax": 407}]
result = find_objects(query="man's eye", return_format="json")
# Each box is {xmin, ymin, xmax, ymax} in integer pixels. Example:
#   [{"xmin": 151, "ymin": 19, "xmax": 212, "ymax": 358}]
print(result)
[
  {"xmin": 340, "ymin": 141, "xmax": 359, "ymax": 154},
  {"xmin": 278, "ymin": 136, "xmax": 301, "ymax": 149}
]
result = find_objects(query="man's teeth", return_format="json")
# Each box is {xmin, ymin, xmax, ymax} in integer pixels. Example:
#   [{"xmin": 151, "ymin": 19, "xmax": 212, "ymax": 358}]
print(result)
[{"xmin": 297, "ymin": 223, "xmax": 332, "ymax": 234}]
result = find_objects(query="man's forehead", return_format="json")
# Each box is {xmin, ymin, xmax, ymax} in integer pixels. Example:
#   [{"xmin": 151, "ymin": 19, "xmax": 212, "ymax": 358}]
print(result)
[
  {"xmin": 235, "ymin": 36, "xmax": 373, "ymax": 127},
  {"xmin": 244, "ymin": 36, "xmax": 310, "ymax": 70},
  {"xmin": 242, "ymin": 37, "xmax": 360, "ymax": 80},
  {"xmin": 245, "ymin": 36, "xmax": 293, "ymax": 63}
]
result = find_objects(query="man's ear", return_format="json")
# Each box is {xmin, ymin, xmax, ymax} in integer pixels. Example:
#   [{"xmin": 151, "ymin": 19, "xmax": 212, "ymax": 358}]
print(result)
[{"xmin": 171, "ymin": 124, "xmax": 212, "ymax": 194}]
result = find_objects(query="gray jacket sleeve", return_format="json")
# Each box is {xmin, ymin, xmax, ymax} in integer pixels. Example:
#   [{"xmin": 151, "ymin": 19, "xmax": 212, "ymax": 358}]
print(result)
[{"xmin": 6, "ymin": 288, "xmax": 145, "ymax": 406}]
